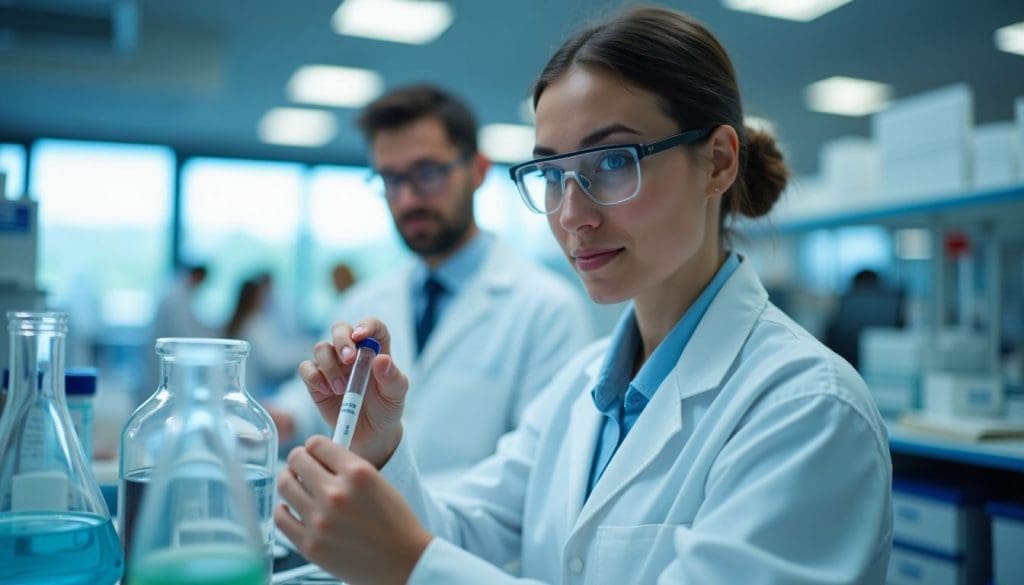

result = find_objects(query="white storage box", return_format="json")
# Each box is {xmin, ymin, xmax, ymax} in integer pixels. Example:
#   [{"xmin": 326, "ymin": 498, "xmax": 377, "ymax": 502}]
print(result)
[
  {"xmin": 873, "ymin": 84, "xmax": 973, "ymax": 200},
  {"xmin": 987, "ymin": 502, "xmax": 1024, "ymax": 585},
  {"xmin": 923, "ymin": 372, "xmax": 1003, "ymax": 417},
  {"xmin": 863, "ymin": 372, "xmax": 917, "ymax": 415},
  {"xmin": 1016, "ymin": 97, "xmax": 1024, "ymax": 176},
  {"xmin": 860, "ymin": 328, "xmax": 925, "ymax": 377},
  {"xmin": 893, "ymin": 480, "xmax": 988, "ymax": 555},
  {"xmin": 892, "ymin": 480, "xmax": 989, "ymax": 585},
  {"xmin": 821, "ymin": 136, "xmax": 879, "ymax": 208},
  {"xmin": 973, "ymin": 122, "xmax": 1019, "ymax": 189},
  {"xmin": 887, "ymin": 545, "xmax": 966, "ymax": 585}
]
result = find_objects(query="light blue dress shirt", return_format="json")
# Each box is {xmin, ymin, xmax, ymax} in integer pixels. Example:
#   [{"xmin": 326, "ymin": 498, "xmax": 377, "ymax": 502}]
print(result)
[
  {"xmin": 411, "ymin": 231, "xmax": 494, "ymax": 341},
  {"xmin": 587, "ymin": 252, "xmax": 741, "ymax": 498}
]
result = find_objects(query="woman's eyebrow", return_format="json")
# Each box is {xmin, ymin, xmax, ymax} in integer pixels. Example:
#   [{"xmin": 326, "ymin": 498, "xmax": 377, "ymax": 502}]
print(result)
[{"xmin": 533, "ymin": 123, "xmax": 642, "ymax": 157}]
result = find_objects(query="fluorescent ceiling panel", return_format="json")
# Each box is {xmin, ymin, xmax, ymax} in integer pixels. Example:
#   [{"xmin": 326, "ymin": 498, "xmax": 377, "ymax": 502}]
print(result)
[
  {"xmin": 805, "ymin": 76, "xmax": 893, "ymax": 117},
  {"xmin": 332, "ymin": 0, "xmax": 453, "ymax": 44},
  {"xmin": 259, "ymin": 108, "xmax": 338, "ymax": 147},
  {"xmin": 994, "ymin": 21, "xmax": 1024, "ymax": 57},
  {"xmin": 723, "ymin": 0, "xmax": 853, "ymax": 22},
  {"xmin": 287, "ymin": 65, "xmax": 383, "ymax": 108}
]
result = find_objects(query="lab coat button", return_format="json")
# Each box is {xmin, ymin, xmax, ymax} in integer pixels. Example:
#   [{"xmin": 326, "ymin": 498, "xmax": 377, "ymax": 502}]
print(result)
[{"xmin": 569, "ymin": 557, "xmax": 584, "ymax": 573}]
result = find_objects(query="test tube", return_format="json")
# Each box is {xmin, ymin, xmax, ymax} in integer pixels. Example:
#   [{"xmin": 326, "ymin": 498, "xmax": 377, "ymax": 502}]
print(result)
[{"xmin": 332, "ymin": 337, "xmax": 382, "ymax": 448}]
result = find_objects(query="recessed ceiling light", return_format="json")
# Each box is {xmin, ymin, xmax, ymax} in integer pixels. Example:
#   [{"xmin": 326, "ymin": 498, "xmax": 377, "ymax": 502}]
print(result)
[
  {"xmin": 994, "ymin": 21, "xmax": 1024, "ymax": 57},
  {"xmin": 259, "ymin": 108, "xmax": 338, "ymax": 147},
  {"xmin": 723, "ymin": 0, "xmax": 853, "ymax": 22},
  {"xmin": 479, "ymin": 124, "xmax": 535, "ymax": 164},
  {"xmin": 287, "ymin": 65, "xmax": 383, "ymax": 109},
  {"xmin": 332, "ymin": 0, "xmax": 454, "ymax": 44},
  {"xmin": 805, "ymin": 76, "xmax": 893, "ymax": 117}
]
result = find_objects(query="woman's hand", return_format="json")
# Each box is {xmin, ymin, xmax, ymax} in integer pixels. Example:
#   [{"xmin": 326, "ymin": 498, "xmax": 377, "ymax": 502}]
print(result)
[
  {"xmin": 275, "ymin": 436, "xmax": 432, "ymax": 585},
  {"xmin": 297, "ymin": 317, "xmax": 408, "ymax": 468}
]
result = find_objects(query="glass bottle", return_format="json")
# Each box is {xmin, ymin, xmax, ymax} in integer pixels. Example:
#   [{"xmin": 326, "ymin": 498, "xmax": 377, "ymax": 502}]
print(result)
[
  {"xmin": 126, "ymin": 341, "xmax": 268, "ymax": 585},
  {"xmin": 119, "ymin": 338, "xmax": 277, "ymax": 572},
  {"xmin": 0, "ymin": 311, "xmax": 124, "ymax": 584}
]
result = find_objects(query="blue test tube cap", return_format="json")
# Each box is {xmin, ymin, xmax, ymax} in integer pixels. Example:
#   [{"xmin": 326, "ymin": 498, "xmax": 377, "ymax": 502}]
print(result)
[
  {"xmin": 356, "ymin": 337, "xmax": 381, "ymax": 355},
  {"xmin": 65, "ymin": 367, "xmax": 99, "ymax": 396}
]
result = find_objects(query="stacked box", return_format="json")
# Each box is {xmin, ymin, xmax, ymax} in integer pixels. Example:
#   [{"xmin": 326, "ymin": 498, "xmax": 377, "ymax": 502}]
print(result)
[{"xmin": 872, "ymin": 84, "xmax": 973, "ymax": 201}]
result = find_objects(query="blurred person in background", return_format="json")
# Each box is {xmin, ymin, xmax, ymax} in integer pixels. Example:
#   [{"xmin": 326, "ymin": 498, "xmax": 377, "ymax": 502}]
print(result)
[{"xmin": 226, "ymin": 272, "xmax": 311, "ymax": 398}]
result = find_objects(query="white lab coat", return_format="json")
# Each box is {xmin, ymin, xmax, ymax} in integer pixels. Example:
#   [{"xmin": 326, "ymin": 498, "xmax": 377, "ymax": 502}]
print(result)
[
  {"xmin": 382, "ymin": 258, "xmax": 893, "ymax": 584},
  {"xmin": 273, "ymin": 239, "xmax": 593, "ymax": 485}
]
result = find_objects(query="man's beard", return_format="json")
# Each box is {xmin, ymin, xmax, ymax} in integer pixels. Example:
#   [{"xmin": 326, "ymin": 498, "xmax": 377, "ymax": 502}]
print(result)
[{"xmin": 396, "ymin": 181, "xmax": 474, "ymax": 257}]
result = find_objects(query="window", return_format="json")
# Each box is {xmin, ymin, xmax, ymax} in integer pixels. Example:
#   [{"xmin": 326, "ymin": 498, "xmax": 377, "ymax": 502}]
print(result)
[
  {"xmin": 180, "ymin": 158, "xmax": 304, "ymax": 329},
  {"xmin": 305, "ymin": 165, "xmax": 409, "ymax": 327},
  {"xmin": 31, "ymin": 139, "xmax": 174, "ymax": 329},
  {"xmin": 302, "ymin": 164, "xmax": 565, "ymax": 328},
  {"xmin": 1, "ymin": 143, "xmax": 26, "ymax": 199}
]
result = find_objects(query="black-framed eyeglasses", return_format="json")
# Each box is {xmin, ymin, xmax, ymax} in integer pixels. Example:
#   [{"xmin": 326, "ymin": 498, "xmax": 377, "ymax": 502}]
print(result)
[
  {"xmin": 369, "ymin": 155, "xmax": 471, "ymax": 200},
  {"xmin": 508, "ymin": 127, "xmax": 713, "ymax": 215}
]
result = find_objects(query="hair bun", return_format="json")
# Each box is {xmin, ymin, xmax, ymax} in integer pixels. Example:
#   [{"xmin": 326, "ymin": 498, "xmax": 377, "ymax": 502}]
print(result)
[{"xmin": 739, "ymin": 127, "xmax": 788, "ymax": 218}]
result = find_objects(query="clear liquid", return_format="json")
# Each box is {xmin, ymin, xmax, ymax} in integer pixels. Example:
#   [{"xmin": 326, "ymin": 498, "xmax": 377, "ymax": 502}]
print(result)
[
  {"xmin": 0, "ymin": 511, "xmax": 124, "ymax": 584},
  {"xmin": 120, "ymin": 465, "xmax": 274, "ymax": 567},
  {"xmin": 128, "ymin": 544, "xmax": 266, "ymax": 585}
]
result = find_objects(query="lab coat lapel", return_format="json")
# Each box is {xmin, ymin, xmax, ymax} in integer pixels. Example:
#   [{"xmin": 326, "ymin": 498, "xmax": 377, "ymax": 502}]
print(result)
[
  {"xmin": 574, "ymin": 373, "xmax": 684, "ymax": 530},
  {"xmin": 572, "ymin": 259, "xmax": 768, "ymax": 531},
  {"xmin": 565, "ymin": 359, "xmax": 604, "ymax": 524},
  {"xmin": 386, "ymin": 268, "xmax": 416, "ymax": 375},
  {"xmin": 415, "ymin": 243, "xmax": 513, "ymax": 377}
]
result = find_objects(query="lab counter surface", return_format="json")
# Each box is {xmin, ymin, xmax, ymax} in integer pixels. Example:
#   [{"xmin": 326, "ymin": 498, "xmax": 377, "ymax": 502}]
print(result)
[{"xmin": 86, "ymin": 420, "xmax": 1024, "ymax": 584}]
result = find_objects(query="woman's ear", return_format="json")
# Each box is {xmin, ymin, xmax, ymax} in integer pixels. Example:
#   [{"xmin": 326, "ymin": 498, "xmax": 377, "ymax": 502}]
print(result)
[{"xmin": 706, "ymin": 125, "xmax": 739, "ymax": 198}]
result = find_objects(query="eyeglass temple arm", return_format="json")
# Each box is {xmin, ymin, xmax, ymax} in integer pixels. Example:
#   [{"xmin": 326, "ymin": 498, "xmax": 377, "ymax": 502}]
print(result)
[{"xmin": 640, "ymin": 127, "xmax": 713, "ymax": 158}]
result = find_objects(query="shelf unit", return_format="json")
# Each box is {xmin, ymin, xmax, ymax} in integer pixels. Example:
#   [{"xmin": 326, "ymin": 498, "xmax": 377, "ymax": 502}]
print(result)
[
  {"xmin": 741, "ymin": 182, "xmax": 1024, "ymax": 481},
  {"xmin": 740, "ymin": 183, "xmax": 1024, "ymax": 235},
  {"xmin": 887, "ymin": 422, "xmax": 1024, "ymax": 474}
]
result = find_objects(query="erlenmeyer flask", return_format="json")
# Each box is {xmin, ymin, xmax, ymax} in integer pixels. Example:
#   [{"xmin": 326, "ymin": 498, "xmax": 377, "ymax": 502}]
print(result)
[
  {"xmin": 119, "ymin": 338, "xmax": 277, "ymax": 571},
  {"xmin": 127, "ymin": 341, "xmax": 268, "ymax": 585},
  {"xmin": 0, "ymin": 311, "xmax": 123, "ymax": 584}
]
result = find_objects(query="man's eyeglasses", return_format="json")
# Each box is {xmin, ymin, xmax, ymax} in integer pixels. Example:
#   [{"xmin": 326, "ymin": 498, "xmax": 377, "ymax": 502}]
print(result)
[
  {"xmin": 508, "ymin": 127, "xmax": 712, "ymax": 215},
  {"xmin": 369, "ymin": 155, "xmax": 470, "ymax": 200}
]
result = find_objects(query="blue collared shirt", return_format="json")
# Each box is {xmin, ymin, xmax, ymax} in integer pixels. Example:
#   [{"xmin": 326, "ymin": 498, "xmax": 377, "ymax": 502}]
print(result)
[
  {"xmin": 586, "ymin": 253, "xmax": 741, "ymax": 498},
  {"xmin": 411, "ymin": 231, "xmax": 493, "ymax": 340}
]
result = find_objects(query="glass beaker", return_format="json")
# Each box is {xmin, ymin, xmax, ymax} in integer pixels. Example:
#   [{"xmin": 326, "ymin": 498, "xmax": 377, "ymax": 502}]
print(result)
[
  {"xmin": 127, "ymin": 341, "xmax": 269, "ymax": 585},
  {"xmin": 0, "ymin": 311, "xmax": 124, "ymax": 584},
  {"xmin": 119, "ymin": 338, "xmax": 277, "ymax": 573}
]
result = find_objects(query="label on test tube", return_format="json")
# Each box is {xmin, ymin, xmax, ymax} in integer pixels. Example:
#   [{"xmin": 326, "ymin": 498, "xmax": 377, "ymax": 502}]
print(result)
[
  {"xmin": 331, "ymin": 337, "xmax": 381, "ymax": 448},
  {"xmin": 334, "ymin": 393, "xmax": 364, "ymax": 447}
]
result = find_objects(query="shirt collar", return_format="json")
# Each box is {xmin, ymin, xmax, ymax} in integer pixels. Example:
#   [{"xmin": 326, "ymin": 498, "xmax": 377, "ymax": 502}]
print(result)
[
  {"xmin": 591, "ymin": 252, "xmax": 742, "ymax": 409},
  {"xmin": 412, "ymin": 231, "xmax": 493, "ymax": 294}
]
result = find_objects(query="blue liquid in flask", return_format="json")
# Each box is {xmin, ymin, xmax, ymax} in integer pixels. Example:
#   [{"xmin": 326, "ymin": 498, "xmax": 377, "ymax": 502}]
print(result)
[{"xmin": 0, "ymin": 511, "xmax": 124, "ymax": 584}]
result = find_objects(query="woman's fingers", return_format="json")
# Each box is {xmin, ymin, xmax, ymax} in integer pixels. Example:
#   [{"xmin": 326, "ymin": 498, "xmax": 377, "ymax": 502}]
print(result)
[
  {"xmin": 330, "ymin": 322, "xmax": 357, "ymax": 364},
  {"xmin": 273, "ymin": 503, "xmax": 304, "ymax": 545},
  {"xmin": 276, "ymin": 466, "xmax": 315, "ymax": 520},
  {"xmin": 313, "ymin": 341, "xmax": 348, "ymax": 395},
  {"xmin": 298, "ymin": 360, "xmax": 331, "ymax": 398},
  {"xmin": 370, "ymin": 354, "xmax": 407, "ymax": 408},
  {"xmin": 305, "ymin": 435, "xmax": 357, "ymax": 475},
  {"xmin": 351, "ymin": 317, "xmax": 392, "ymax": 356},
  {"xmin": 286, "ymin": 444, "xmax": 333, "ymax": 500}
]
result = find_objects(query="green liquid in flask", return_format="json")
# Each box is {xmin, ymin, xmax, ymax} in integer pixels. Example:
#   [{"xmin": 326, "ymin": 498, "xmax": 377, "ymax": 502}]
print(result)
[{"xmin": 128, "ymin": 544, "xmax": 267, "ymax": 585}]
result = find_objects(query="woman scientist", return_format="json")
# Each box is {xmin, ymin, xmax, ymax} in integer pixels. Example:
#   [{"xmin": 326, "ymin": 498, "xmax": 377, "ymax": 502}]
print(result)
[{"xmin": 274, "ymin": 7, "xmax": 893, "ymax": 584}]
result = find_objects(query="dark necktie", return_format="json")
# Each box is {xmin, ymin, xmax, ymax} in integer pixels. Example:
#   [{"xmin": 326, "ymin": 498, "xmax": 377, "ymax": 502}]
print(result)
[{"xmin": 415, "ymin": 275, "xmax": 445, "ymax": 354}]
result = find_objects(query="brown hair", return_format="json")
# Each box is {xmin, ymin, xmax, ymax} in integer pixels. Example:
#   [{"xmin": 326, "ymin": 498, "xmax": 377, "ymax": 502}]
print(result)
[
  {"xmin": 356, "ymin": 84, "xmax": 479, "ymax": 156},
  {"xmin": 534, "ymin": 6, "xmax": 788, "ymax": 219}
]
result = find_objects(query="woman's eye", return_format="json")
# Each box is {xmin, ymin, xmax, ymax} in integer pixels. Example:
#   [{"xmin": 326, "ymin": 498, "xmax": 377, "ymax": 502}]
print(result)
[{"xmin": 597, "ymin": 152, "xmax": 630, "ymax": 172}]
